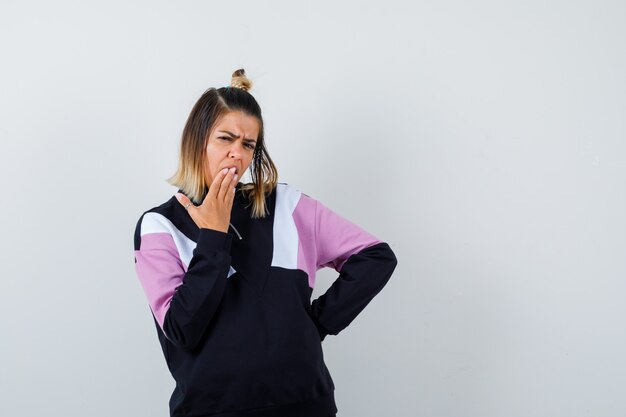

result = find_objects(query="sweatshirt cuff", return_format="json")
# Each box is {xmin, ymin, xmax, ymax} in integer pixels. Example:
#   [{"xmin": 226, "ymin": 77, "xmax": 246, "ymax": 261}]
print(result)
[{"xmin": 196, "ymin": 227, "xmax": 233, "ymax": 253}]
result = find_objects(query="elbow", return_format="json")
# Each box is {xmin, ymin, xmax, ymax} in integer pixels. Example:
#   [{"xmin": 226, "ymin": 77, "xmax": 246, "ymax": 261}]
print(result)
[
  {"xmin": 347, "ymin": 241, "xmax": 398, "ymax": 277},
  {"xmin": 357, "ymin": 241, "xmax": 398, "ymax": 287},
  {"xmin": 379, "ymin": 242, "xmax": 398, "ymax": 272},
  {"xmin": 388, "ymin": 246, "xmax": 398, "ymax": 270},
  {"xmin": 379, "ymin": 243, "xmax": 398, "ymax": 286}
]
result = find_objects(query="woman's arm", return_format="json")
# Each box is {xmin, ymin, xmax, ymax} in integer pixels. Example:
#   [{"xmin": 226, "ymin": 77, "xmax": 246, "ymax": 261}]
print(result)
[
  {"xmin": 134, "ymin": 213, "xmax": 233, "ymax": 351},
  {"xmin": 297, "ymin": 194, "xmax": 398, "ymax": 341}
]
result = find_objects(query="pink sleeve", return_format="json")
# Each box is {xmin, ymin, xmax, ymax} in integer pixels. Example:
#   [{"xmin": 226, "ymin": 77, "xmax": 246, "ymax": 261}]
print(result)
[
  {"xmin": 134, "ymin": 233, "xmax": 186, "ymax": 333},
  {"xmin": 311, "ymin": 195, "xmax": 384, "ymax": 272}
]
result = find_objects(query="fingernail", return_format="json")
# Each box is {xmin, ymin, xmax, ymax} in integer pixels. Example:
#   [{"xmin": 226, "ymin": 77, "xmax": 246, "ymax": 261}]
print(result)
[
  {"xmin": 222, "ymin": 168, "xmax": 228, "ymax": 174},
  {"xmin": 234, "ymin": 174, "xmax": 238, "ymax": 180}
]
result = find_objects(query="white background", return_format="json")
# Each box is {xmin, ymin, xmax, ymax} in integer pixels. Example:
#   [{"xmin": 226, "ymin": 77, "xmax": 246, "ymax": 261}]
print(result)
[{"xmin": 1, "ymin": 1, "xmax": 625, "ymax": 416}]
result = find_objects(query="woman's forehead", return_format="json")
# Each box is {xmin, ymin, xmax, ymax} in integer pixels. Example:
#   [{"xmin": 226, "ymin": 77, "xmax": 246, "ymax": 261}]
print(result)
[{"xmin": 214, "ymin": 112, "xmax": 259, "ymax": 136}]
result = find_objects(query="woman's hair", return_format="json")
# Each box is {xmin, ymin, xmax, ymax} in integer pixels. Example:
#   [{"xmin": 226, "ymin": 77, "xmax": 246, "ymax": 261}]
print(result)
[{"xmin": 166, "ymin": 68, "xmax": 278, "ymax": 219}]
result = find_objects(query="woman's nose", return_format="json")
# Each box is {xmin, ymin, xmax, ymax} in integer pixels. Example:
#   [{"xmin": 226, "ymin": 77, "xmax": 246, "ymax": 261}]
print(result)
[{"xmin": 229, "ymin": 142, "xmax": 244, "ymax": 158}]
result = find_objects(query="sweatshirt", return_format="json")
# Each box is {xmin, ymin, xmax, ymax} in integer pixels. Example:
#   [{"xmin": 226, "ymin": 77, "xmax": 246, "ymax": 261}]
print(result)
[{"xmin": 133, "ymin": 182, "xmax": 398, "ymax": 417}]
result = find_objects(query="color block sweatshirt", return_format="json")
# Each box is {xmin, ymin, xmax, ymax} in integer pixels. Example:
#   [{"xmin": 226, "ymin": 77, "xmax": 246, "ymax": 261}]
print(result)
[{"xmin": 133, "ymin": 182, "xmax": 398, "ymax": 417}]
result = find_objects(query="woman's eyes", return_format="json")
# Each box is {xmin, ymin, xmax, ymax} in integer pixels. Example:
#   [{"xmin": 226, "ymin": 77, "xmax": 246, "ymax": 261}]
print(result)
[{"xmin": 218, "ymin": 137, "xmax": 255, "ymax": 150}]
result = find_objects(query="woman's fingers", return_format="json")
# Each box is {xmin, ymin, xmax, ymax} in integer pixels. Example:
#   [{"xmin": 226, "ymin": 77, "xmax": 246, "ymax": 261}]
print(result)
[
  {"xmin": 205, "ymin": 168, "xmax": 227, "ymax": 202},
  {"xmin": 218, "ymin": 167, "xmax": 236, "ymax": 202},
  {"xmin": 231, "ymin": 174, "xmax": 238, "ymax": 196}
]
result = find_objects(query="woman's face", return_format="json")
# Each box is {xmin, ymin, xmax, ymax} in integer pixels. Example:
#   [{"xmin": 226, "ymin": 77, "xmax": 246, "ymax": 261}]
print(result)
[{"xmin": 205, "ymin": 111, "xmax": 259, "ymax": 186}]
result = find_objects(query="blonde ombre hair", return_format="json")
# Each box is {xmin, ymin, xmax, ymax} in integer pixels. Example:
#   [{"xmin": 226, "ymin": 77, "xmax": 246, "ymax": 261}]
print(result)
[{"xmin": 166, "ymin": 69, "xmax": 278, "ymax": 219}]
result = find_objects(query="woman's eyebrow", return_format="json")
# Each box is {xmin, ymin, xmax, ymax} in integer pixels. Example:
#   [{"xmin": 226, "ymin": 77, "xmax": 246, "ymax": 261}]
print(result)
[{"xmin": 218, "ymin": 130, "xmax": 257, "ymax": 142}]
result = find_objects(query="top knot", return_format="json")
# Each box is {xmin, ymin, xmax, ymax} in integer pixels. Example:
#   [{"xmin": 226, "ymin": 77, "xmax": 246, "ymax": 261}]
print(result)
[{"xmin": 230, "ymin": 68, "xmax": 253, "ymax": 92}]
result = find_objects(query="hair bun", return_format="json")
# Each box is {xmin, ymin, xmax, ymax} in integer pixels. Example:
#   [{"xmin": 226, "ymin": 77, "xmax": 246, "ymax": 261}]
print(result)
[{"xmin": 230, "ymin": 68, "xmax": 253, "ymax": 92}]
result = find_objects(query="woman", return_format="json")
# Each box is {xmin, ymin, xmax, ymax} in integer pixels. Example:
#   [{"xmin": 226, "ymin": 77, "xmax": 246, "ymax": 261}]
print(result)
[{"xmin": 133, "ymin": 68, "xmax": 398, "ymax": 417}]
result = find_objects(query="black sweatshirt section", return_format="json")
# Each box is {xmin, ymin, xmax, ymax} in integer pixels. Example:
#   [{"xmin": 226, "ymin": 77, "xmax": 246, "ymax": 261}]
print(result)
[
  {"xmin": 161, "ymin": 228, "xmax": 233, "ymax": 352},
  {"xmin": 309, "ymin": 242, "xmax": 398, "ymax": 341}
]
